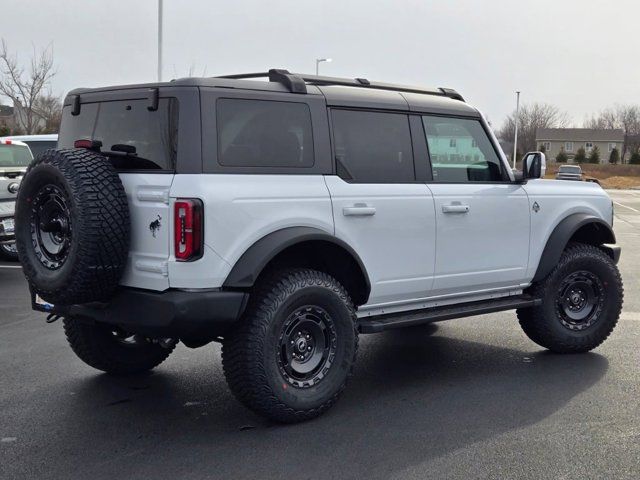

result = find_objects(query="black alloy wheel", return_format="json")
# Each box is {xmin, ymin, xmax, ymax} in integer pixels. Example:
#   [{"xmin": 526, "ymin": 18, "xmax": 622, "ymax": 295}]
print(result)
[
  {"xmin": 31, "ymin": 183, "xmax": 72, "ymax": 270},
  {"xmin": 277, "ymin": 305, "xmax": 338, "ymax": 388},
  {"xmin": 556, "ymin": 271, "xmax": 604, "ymax": 331}
]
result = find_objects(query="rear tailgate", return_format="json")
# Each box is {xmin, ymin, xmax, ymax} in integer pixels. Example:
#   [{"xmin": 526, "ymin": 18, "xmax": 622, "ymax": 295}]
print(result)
[
  {"xmin": 118, "ymin": 173, "xmax": 174, "ymax": 291},
  {"xmin": 57, "ymin": 91, "xmax": 184, "ymax": 292}
]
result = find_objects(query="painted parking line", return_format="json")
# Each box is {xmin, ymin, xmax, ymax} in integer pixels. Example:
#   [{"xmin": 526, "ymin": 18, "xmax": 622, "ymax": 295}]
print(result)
[{"xmin": 613, "ymin": 201, "xmax": 640, "ymax": 213}]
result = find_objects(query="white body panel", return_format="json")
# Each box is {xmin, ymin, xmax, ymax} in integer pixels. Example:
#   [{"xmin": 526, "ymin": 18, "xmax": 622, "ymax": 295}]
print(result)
[
  {"xmin": 522, "ymin": 179, "xmax": 613, "ymax": 280},
  {"xmin": 427, "ymin": 183, "xmax": 530, "ymax": 296},
  {"xmin": 168, "ymin": 174, "xmax": 334, "ymax": 289},
  {"xmin": 325, "ymin": 176, "xmax": 436, "ymax": 307},
  {"xmin": 119, "ymin": 174, "xmax": 174, "ymax": 291},
  {"xmin": 118, "ymin": 173, "xmax": 614, "ymax": 316}
]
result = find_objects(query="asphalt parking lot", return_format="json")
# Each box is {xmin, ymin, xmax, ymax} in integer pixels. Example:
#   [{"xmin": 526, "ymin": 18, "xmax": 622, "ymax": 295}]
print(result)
[{"xmin": 1, "ymin": 190, "xmax": 639, "ymax": 480}]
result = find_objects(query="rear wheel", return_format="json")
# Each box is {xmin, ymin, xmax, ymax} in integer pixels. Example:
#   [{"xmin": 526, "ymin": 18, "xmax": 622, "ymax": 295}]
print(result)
[
  {"xmin": 222, "ymin": 269, "xmax": 358, "ymax": 423},
  {"xmin": 0, "ymin": 242, "xmax": 18, "ymax": 261},
  {"xmin": 517, "ymin": 243, "xmax": 623, "ymax": 353},
  {"xmin": 63, "ymin": 317, "xmax": 174, "ymax": 375}
]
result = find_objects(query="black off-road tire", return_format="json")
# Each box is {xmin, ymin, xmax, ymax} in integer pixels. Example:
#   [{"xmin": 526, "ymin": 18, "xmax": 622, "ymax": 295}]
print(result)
[
  {"xmin": 517, "ymin": 243, "xmax": 623, "ymax": 353},
  {"xmin": 15, "ymin": 148, "xmax": 130, "ymax": 305},
  {"xmin": 0, "ymin": 242, "xmax": 19, "ymax": 262},
  {"xmin": 222, "ymin": 269, "xmax": 358, "ymax": 423},
  {"xmin": 63, "ymin": 317, "xmax": 174, "ymax": 375}
]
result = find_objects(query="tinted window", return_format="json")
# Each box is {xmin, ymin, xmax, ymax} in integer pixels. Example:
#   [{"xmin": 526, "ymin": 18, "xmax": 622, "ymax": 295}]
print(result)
[
  {"xmin": 25, "ymin": 141, "xmax": 57, "ymax": 158},
  {"xmin": 217, "ymin": 98, "xmax": 314, "ymax": 168},
  {"xmin": 331, "ymin": 110, "xmax": 414, "ymax": 183},
  {"xmin": 58, "ymin": 98, "xmax": 179, "ymax": 170},
  {"xmin": 0, "ymin": 144, "xmax": 32, "ymax": 167},
  {"xmin": 422, "ymin": 116, "xmax": 504, "ymax": 182}
]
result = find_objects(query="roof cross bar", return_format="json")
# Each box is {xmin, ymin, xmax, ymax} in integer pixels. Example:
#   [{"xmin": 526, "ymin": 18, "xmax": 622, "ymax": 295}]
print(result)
[
  {"xmin": 217, "ymin": 69, "xmax": 307, "ymax": 94},
  {"xmin": 215, "ymin": 69, "xmax": 464, "ymax": 101}
]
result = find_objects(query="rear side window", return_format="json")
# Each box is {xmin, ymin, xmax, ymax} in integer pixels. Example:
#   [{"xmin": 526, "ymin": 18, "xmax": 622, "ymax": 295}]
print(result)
[
  {"xmin": 331, "ymin": 109, "xmax": 414, "ymax": 183},
  {"xmin": 217, "ymin": 98, "xmax": 314, "ymax": 168},
  {"xmin": 0, "ymin": 144, "xmax": 32, "ymax": 167},
  {"xmin": 422, "ymin": 116, "xmax": 504, "ymax": 182},
  {"xmin": 58, "ymin": 98, "xmax": 179, "ymax": 170}
]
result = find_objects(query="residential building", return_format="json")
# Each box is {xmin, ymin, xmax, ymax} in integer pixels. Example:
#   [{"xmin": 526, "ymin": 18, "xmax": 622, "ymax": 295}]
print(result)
[
  {"xmin": 536, "ymin": 128, "xmax": 624, "ymax": 163},
  {"xmin": 0, "ymin": 104, "xmax": 14, "ymax": 132}
]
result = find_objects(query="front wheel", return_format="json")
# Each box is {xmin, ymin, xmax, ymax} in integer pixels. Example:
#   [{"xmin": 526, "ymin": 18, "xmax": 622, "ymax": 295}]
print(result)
[
  {"xmin": 0, "ymin": 242, "xmax": 19, "ymax": 261},
  {"xmin": 517, "ymin": 243, "xmax": 623, "ymax": 353},
  {"xmin": 222, "ymin": 269, "xmax": 358, "ymax": 423}
]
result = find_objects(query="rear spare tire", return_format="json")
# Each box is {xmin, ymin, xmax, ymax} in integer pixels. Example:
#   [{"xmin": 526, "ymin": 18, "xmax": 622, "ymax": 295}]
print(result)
[{"xmin": 15, "ymin": 148, "xmax": 130, "ymax": 305}]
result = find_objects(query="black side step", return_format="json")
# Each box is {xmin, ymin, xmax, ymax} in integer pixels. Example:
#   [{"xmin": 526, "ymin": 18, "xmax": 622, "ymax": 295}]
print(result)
[{"xmin": 358, "ymin": 295, "xmax": 542, "ymax": 334}]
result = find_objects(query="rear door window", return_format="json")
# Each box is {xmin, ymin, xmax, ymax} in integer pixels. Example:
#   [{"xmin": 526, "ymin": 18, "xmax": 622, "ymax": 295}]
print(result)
[
  {"xmin": 331, "ymin": 109, "xmax": 414, "ymax": 183},
  {"xmin": 422, "ymin": 116, "xmax": 505, "ymax": 182},
  {"xmin": 216, "ymin": 98, "xmax": 314, "ymax": 168},
  {"xmin": 58, "ymin": 98, "xmax": 179, "ymax": 170}
]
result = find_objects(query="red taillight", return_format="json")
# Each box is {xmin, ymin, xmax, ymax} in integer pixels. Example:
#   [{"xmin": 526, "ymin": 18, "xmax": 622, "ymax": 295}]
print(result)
[
  {"xmin": 74, "ymin": 139, "xmax": 93, "ymax": 148},
  {"xmin": 174, "ymin": 199, "xmax": 203, "ymax": 261},
  {"xmin": 4, "ymin": 140, "xmax": 11, "ymax": 144}
]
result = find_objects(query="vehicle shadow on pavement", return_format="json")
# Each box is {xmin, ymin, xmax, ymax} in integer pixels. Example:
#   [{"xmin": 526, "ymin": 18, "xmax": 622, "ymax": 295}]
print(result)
[{"xmin": 51, "ymin": 324, "xmax": 608, "ymax": 480}]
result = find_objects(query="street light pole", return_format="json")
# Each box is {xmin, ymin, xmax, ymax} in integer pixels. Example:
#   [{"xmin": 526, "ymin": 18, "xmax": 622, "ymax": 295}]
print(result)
[
  {"xmin": 157, "ymin": 0, "xmax": 163, "ymax": 82},
  {"xmin": 513, "ymin": 90, "xmax": 520, "ymax": 169},
  {"xmin": 315, "ymin": 58, "xmax": 332, "ymax": 75}
]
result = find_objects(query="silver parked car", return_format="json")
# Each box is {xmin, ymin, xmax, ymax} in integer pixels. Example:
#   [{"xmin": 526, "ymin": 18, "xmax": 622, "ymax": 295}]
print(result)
[{"xmin": 556, "ymin": 164, "xmax": 583, "ymax": 181}]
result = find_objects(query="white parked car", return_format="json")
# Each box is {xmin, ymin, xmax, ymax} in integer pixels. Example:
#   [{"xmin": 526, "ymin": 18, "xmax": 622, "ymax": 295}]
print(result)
[
  {"xmin": 0, "ymin": 139, "xmax": 32, "ymax": 261},
  {"xmin": 0, "ymin": 133, "xmax": 58, "ymax": 158},
  {"xmin": 14, "ymin": 70, "xmax": 623, "ymax": 422}
]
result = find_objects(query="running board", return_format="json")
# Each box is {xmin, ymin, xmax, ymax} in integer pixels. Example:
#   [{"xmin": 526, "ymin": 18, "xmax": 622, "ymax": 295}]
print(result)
[{"xmin": 358, "ymin": 295, "xmax": 542, "ymax": 334}]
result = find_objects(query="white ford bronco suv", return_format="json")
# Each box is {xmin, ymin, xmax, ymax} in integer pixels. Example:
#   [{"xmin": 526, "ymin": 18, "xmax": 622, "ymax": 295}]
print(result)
[{"xmin": 15, "ymin": 70, "xmax": 623, "ymax": 423}]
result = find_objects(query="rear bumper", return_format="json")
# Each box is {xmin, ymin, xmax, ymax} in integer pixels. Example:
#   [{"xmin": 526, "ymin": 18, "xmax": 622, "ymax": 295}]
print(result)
[{"xmin": 65, "ymin": 288, "xmax": 249, "ymax": 342}]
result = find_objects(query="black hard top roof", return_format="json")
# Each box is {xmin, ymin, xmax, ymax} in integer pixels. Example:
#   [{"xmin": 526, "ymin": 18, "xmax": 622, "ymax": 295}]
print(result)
[{"xmin": 66, "ymin": 69, "xmax": 480, "ymax": 117}]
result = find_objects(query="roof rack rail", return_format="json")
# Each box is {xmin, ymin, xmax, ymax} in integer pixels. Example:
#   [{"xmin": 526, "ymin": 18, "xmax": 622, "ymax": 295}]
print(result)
[{"xmin": 216, "ymin": 69, "xmax": 465, "ymax": 102}]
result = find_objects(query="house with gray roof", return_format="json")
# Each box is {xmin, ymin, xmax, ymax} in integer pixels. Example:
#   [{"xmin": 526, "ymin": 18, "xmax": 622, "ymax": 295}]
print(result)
[{"xmin": 536, "ymin": 128, "xmax": 624, "ymax": 163}]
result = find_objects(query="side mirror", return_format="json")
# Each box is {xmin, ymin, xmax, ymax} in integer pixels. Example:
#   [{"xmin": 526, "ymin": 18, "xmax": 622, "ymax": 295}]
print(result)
[{"xmin": 522, "ymin": 151, "xmax": 546, "ymax": 180}]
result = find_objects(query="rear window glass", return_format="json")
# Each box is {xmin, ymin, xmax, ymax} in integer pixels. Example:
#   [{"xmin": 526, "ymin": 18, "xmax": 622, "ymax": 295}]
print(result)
[
  {"xmin": 0, "ymin": 144, "xmax": 33, "ymax": 167},
  {"xmin": 58, "ymin": 98, "xmax": 179, "ymax": 170},
  {"xmin": 25, "ymin": 141, "xmax": 57, "ymax": 158},
  {"xmin": 216, "ymin": 98, "xmax": 314, "ymax": 168}
]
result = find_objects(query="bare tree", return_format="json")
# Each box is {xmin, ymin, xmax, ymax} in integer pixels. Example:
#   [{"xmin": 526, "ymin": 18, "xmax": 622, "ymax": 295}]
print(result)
[
  {"xmin": 0, "ymin": 39, "xmax": 56, "ymax": 134},
  {"xmin": 498, "ymin": 103, "xmax": 569, "ymax": 155},
  {"xmin": 583, "ymin": 104, "xmax": 640, "ymax": 162},
  {"xmin": 34, "ymin": 93, "xmax": 62, "ymax": 133}
]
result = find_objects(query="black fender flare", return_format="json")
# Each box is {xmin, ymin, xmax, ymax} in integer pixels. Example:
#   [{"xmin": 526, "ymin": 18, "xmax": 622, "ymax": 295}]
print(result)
[
  {"xmin": 533, "ymin": 213, "xmax": 616, "ymax": 282},
  {"xmin": 222, "ymin": 226, "xmax": 371, "ymax": 295}
]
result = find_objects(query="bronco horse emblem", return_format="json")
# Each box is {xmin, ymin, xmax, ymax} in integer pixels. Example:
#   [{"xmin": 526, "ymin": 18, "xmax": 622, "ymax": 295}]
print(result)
[{"xmin": 149, "ymin": 215, "xmax": 162, "ymax": 237}]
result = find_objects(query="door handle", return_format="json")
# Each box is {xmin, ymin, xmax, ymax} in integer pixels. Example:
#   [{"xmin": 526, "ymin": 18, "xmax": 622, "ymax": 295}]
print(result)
[
  {"xmin": 442, "ymin": 203, "xmax": 470, "ymax": 214},
  {"xmin": 343, "ymin": 204, "xmax": 376, "ymax": 217}
]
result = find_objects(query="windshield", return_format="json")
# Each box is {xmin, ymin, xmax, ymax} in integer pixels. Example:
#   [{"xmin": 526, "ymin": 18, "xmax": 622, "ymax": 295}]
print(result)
[
  {"xmin": 0, "ymin": 144, "xmax": 33, "ymax": 168},
  {"xmin": 559, "ymin": 166, "xmax": 581, "ymax": 173}
]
